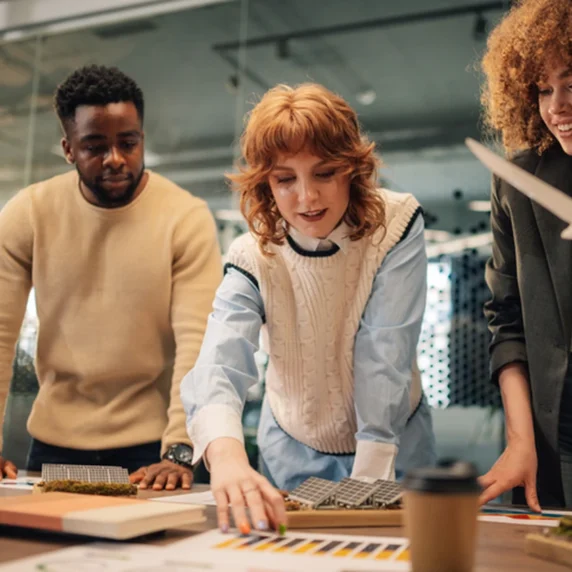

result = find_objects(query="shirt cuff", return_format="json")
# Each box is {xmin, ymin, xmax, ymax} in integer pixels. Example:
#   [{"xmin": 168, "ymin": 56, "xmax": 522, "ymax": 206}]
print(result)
[
  {"xmin": 351, "ymin": 441, "xmax": 397, "ymax": 481},
  {"xmin": 187, "ymin": 403, "xmax": 245, "ymax": 466}
]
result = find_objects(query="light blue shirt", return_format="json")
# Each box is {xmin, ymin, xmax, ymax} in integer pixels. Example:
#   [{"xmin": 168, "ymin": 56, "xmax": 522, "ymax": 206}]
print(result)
[{"xmin": 181, "ymin": 215, "xmax": 436, "ymax": 490}]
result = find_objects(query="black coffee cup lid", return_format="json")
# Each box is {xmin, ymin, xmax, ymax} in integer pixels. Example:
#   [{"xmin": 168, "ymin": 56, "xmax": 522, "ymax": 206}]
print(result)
[{"xmin": 403, "ymin": 461, "xmax": 481, "ymax": 494}]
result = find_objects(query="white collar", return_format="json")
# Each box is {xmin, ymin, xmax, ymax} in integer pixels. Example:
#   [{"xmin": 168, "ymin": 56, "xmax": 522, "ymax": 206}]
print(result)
[{"xmin": 288, "ymin": 222, "xmax": 350, "ymax": 254}]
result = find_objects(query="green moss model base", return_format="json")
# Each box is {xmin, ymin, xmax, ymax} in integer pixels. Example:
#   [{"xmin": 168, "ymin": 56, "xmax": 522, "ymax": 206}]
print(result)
[
  {"xmin": 37, "ymin": 480, "xmax": 137, "ymax": 496},
  {"xmin": 553, "ymin": 517, "xmax": 572, "ymax": 538}
]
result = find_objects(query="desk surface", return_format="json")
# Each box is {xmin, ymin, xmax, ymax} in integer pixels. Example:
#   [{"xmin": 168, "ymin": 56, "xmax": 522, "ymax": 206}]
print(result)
[{"xmin": 0, "ymin": 476, "xmax": 568, "ymax": 571}]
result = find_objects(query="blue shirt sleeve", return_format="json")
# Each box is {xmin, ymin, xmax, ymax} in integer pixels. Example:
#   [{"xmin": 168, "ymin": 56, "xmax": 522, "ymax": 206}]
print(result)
[
  {"xmin": 353, "ymin": 214, "xmax": 427, "ymax": 447},
  {"xmin": 180, "ymin": 267, "xmax": 264, "ymax": 458}
]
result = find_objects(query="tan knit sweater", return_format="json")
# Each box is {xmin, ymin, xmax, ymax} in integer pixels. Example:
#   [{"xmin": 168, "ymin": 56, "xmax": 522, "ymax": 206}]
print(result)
[
  {"xmin": 0, "ymin": 170, "xmax": 222, "ymax": 455},
  {"xmin": 226, "ymin": 189, "xmax": 422, "ymax": 454}
]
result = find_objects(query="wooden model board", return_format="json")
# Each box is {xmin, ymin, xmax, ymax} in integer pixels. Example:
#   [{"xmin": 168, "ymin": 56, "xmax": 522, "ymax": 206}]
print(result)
[
  {"xmin": 525, "ymin": 532, "xmax": 572, "ymax": 568},
  {"xmin": 0, "ymin": 492, "xmax": 205, "ymax": 540},
  {"xmin": 284, "ymin": 476, "xmax": 404, "ymax": 528},
  {"xmin": 286, "ymin": 508, "xmax": 404, "ymax": 528}
]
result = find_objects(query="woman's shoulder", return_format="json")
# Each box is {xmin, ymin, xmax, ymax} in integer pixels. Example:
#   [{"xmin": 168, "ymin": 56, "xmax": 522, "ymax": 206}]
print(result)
[
  {"xmin": 510, "ymin": 148, "xmax": 541, "ymax": 172},
  {"xmin": 378, "ymin": 187, "xmax": 420, "ymax": 209},
  {"xmin": 377, "ymin": 188, "xmax": 422, "ymax": 231},
  {"xmin": 226, "ymin": 232, "xmax": 259, "ymax": 261},
  {"xmin": 494, "ymin": 148, "xmax": 543, "ymax": 202},
  {"xmin": 225, "ymin": 232, "xmax": 280, "ymax": 272}
]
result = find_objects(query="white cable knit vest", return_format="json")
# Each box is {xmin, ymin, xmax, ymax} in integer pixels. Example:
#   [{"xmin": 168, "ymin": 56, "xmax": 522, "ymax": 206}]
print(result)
[{"xmin": 226, "ymin": 190, "xmax": 423, "ymax": 454}]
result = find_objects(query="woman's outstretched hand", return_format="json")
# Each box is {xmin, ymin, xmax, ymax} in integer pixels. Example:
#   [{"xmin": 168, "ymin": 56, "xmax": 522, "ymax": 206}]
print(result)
[{"xmin": 206, "ymin": 437, "xmax": 287, "ymax": 534}]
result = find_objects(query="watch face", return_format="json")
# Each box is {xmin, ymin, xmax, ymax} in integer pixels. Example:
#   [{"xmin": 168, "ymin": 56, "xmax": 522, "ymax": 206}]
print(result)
[{"xmin": 174, "ymin": 444, "xmax": 193, "ymax": 464}]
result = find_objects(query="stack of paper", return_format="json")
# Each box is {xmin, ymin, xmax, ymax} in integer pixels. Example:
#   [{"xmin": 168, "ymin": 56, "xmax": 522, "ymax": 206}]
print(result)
[{"xmin": 0, "ymin": 491, "xmax": 205, "ymax": 540}]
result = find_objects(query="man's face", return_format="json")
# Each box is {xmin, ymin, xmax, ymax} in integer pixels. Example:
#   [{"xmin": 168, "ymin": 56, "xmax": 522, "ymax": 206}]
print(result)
[{"xmin": 62, "ymin": 101, "xmax": 145, "ymax": 208}]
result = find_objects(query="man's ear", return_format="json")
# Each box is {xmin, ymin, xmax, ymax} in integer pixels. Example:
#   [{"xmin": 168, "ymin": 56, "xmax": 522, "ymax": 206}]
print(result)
[{"xmin": 61, "ymin": 137, "xmax": 74, "ymax": 164}]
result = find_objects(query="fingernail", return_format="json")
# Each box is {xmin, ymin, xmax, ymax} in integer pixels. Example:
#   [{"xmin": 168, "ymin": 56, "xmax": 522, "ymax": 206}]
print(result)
[
  {"xmin": 239, "ymin": 523, "xmax": 251, "ymax": 535},
  {"xmin": 278, "ymin": 524, "xmax": 287, "ymax": 536},
  {"xmin": 257, "ymin": 520, "xmax": 269, "ymax": 531},
  {"xmin": 221, "ymin": 524, "xmax": 229, "ymax": 533}
]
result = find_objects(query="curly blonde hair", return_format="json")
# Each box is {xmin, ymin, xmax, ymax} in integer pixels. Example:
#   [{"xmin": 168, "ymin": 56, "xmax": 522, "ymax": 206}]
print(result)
[
  {"xmin": 227, "ymin": 83, "xmax": 384, "ymax": 253},
  {"xmin": 481, "ymin": 0, "xmax": 572, "ymax": 155}
]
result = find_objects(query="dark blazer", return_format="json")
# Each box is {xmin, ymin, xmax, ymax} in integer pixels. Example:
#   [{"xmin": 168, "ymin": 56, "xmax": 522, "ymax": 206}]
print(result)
[{"xmin": 484, "ymin": 144, "xmax": 572, "ymax": 507}]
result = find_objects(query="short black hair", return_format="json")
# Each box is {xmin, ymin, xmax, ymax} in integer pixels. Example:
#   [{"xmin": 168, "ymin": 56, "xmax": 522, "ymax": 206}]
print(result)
[{"xmin": 54, "ymin": 65, "xmax": 144, "ymax": 129}]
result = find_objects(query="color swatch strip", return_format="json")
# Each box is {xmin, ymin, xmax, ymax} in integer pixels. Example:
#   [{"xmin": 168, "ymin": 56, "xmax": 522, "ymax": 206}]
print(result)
[{"xmin": 214, "ymin": 533, "xmax": 409, "ymax": 561}]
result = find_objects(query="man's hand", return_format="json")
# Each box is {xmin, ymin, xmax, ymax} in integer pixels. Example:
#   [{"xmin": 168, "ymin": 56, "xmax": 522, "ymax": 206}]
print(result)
[
  {"xmin": 129, "ymin": 460, "xmax": 193, "ymax": 491},
  {"xmin": 0, "ymin": 456, "xmax": 18, "ymax": 479}
]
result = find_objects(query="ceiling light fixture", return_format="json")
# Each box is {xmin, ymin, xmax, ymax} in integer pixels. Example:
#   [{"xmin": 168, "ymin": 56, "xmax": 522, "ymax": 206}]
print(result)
[
  {"xmin": 473, "ymin": 12, "xmax": 488, "ymax": 41},
  {"xmin": 468, "ymin": 200, "xmax": 491, "ymax": 212},
  {"xmin": 224, "ymin": 74, "xmax": 240, "ymax": 94},
  {"xmin": 356, "ymin": 89, "xmax": 376, "ymax": 106},
  {"xmin": 276, "ymin": 39, "xmax": 290, "ymax": 59}
]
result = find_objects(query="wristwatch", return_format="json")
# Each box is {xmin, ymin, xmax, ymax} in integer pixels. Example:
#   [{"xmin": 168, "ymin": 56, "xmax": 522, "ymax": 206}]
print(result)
[{"xmin": 162, "ymin": 443, "xmax": 194, "ymax": 470}]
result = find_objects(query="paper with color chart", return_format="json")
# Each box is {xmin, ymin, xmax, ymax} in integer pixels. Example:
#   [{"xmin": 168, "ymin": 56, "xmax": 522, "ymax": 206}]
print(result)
[
  {"xmin": 0, "ymin": 535, "xmax": 407, "ymax": 571},
  {"xmin": 168, "ymin": 528, "xmax": 411, "ymax": 570}
]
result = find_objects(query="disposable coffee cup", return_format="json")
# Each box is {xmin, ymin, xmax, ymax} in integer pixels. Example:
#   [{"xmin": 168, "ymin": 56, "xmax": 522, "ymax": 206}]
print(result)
[{"xmin": 403, "ymin": 461, "xmax": 481, "ymax": 572}]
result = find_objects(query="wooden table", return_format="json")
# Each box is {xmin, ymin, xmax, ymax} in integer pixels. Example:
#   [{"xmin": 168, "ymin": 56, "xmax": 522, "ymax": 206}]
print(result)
[{"xmin": 0, "ymin": 476, "xmax": 568, "ymax": 570}]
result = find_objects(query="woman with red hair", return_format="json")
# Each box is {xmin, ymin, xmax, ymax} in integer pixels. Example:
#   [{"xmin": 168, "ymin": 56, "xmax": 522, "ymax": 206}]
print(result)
[{"xmin": 181, "ymin": 83, "xmax": 436, "ymax": 532}]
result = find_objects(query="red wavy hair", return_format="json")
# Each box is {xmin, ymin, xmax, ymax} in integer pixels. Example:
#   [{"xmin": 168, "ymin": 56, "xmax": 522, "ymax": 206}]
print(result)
[{"xmin": 227, "ymin": 83, "xmax": 384, "ymax": 253}]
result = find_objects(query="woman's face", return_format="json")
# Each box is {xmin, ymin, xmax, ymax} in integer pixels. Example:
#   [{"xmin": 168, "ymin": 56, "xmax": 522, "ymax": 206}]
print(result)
[
  {"xmin": 538, "ymin": 61, "xmax": 572, "ymax": 155},
  {"xmin": 267, "ymin": 149, "xmax": 351, "ymax": 239}
]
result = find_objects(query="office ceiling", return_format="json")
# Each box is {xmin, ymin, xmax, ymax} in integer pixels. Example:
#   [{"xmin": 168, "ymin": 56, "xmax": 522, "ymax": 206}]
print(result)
[{"xmin": 0, "ymin": 0, "xmax": 510, "ymax": 230}]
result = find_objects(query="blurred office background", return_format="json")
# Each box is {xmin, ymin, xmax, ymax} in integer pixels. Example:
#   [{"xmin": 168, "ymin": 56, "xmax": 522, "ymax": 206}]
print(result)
[{"xmin": 0, "ymin": 0, "xmax": 508, "ymax": 475}]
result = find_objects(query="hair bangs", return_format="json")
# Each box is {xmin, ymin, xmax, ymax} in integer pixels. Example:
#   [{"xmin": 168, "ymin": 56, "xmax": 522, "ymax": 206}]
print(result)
[{"xmin": 246, "ymin": 105, "xmax": 354, "ymax": 171}]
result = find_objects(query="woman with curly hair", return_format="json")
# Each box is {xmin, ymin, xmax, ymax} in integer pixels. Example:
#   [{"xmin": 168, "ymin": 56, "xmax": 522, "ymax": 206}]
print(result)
[
  {"xmin": 480, "ymin": 0, "xmax": 572, "ymax": 509},
  {"xmin": 180, "ymin": 83, "xmax": 436, "ymax": 532}
]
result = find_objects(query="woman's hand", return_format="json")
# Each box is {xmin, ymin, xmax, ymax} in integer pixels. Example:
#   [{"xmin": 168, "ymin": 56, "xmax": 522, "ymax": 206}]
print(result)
[
  {"xmin": 478, "ymin": 441, "xmax": 541, "ymax": 512},
  {"xmin": 479, "ymin": 363, "xmax": 541, "ymax": 512},
  {"xmin": 206, "ymin": 437, "xmax": 287, "ymax": 534}
]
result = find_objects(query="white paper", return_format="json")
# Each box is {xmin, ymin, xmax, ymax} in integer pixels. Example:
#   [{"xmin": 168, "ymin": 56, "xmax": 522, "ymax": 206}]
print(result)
[
  {"xmin": 0, "ymin": 476, "xmax": 41, "ymax": 490},
  {"xmin": 478, "ymin": 515, "xmax": 559, "ymax": 527},
  {"xmin": 478, "ymin": 505, "xmax": 572, "ymax": 527},
  {"xmin": 0, "ymin": 543, "xmax": 300, "ymax": 572},
  {"xmin": 149, "ymin": 490, "xmax": 217, "ymax": 506},
  {"xmin": 0, "ymin": 544, "xmax": 161, "ymax": 571}
]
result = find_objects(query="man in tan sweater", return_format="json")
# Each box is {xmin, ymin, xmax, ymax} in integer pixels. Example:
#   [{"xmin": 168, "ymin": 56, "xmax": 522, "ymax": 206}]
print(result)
[{"xmin": 0, "ymin": 65, "xmax": 222, "ymax": 490}]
